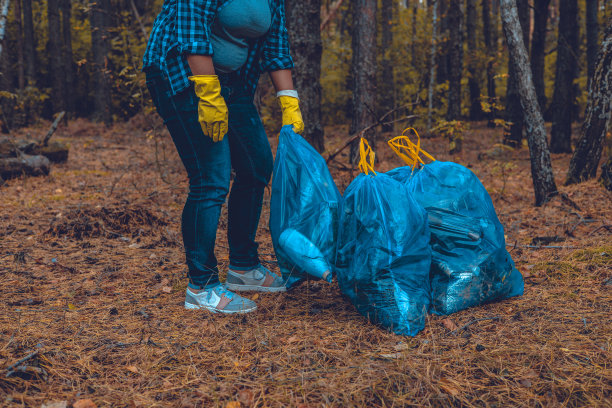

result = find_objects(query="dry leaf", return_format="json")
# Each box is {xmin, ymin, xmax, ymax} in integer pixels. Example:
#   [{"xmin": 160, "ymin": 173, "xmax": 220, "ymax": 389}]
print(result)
[
  {"xmin": 68, "ymin": 303, "xmax": 77, "ymax": 311},
  {"xmin": 438, "ymin": 378, "xmax": 460, "ymax": 396},
  {"xmin": 161, "ymin": 286, "xmax": 172, "ymax": 293},
  {"xmin": 73, "ymin": 399, "xmax": 97, "ymax": 408},
  {"xmin": 251, "ymin": 293, "xmax": 259, "ymax": 301},
  {"xmin": 41, "ymin": 402, "xmax": 68, "ymax": 408},
  {"xmin": 224, "ymin": 402, "xmax": 241, "ymax": 408},
  {"xmin": 286, "ymin": 336, "xmax": 299, "ymax": 344},
  {"xmin": 237, "ymin": 389, "xmax": 254, "ymax": 406},
  {"xmin": 126, "ymin": 365, "xmax": 138, "ymax": 374},
  {"xmin": 441, "ymin": 318, "xmax": 458, "ymax": 332}
]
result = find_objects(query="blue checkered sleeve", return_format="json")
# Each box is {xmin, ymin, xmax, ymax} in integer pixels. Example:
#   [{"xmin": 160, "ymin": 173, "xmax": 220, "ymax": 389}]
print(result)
[
  {"xmin": 260, "ymin": 1, "xmax": 294, "ymax": 72},
  {"xmin": 176, "ymin": 0, "xmax": 217, "ymax": 56}
]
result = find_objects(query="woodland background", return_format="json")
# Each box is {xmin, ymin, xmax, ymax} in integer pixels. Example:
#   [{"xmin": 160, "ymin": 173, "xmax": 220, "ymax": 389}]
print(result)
[{"xmin": 0, "ymin": 1, "xmax": 610, "ymax": 407}]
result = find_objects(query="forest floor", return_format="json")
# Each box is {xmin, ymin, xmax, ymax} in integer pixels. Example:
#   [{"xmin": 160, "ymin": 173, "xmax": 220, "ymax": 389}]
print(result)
[{"xmin": 0, "ymin": 116, "xmax": 610, "ymax": 407}]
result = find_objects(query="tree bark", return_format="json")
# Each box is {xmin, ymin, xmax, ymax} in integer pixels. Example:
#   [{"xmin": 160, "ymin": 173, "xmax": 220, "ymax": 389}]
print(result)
[
  {"xmin": 482, "ymin": 0, "xmax": 497, "ymax": 127},
  {"xmin": 531, "ymin": 0, "xmax": 551, "ymax": 110},
  {"xmin": 427, "ymin": 0, "xmax": 438, "ymax": 132},
  {"xmin": 349, "ymin": 0, "xmax": 377, "ymax": 163},
  {"xmin": 61, "ymin": 0, "xmax": 74, "ymax": 116},
  {"xmin": 22, "ymin": 0, "xmax": 35, "ymax": 85},
  {"xmin": 466, "ymin": 0, "xmax": 483, "ymax": 120},
  {"xmin": 503, "ymin": 0, "xmax": 529, "ymax": 147},
  {"xmin": 14, "ymin": 0, "xmax": 24, "ymax": 90},
  {"xmin": 47, "ymin": 0, "xmax": 64, "ymax": 114},
  {"xmin": 549, "ymin": 0, "xmax": 579, "ymax": 153},
  {"xmin": 566, "ymin": 21, "xmax": 611, "ymax": 185},
  {"xmin": 586, "ymin": 0, "xmax": 599, "ymax": 85},
  {"xmin": 435, "ymin": 0, "xmax": 448, "ymax": 84},
  {"xmin": 446, "ymin": 0, "xmax": 463, "ymax": 122},
  {"xmin": 90, "ymin": 0, "xmax": 112, "ymax": 124},
  {"xmin": 500, "ymin": 0, "xmax": 558, "ymax": 206},
  {"xmin": 380, "ymin": 0, "xmax": 395, "ymax": 132},
  {"xmin": 285, "ymin": 0, "xmax": 324, "ymax": 152}
]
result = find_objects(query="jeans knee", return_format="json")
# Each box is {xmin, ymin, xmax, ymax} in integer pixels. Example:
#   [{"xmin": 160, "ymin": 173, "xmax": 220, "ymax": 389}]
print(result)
[{"xmin": 188, "ymin": 176, "xmax": 229, "ymax": 204}]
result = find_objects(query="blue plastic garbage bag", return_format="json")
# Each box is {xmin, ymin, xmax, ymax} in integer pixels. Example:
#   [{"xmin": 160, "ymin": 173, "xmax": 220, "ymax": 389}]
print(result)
[
  {"xmin": 269, "ymin": 126, "xmax": 340, "ymax": 289},
  {"xmin": 387, "ymin": 160, "xmax": 524, "ymax": 315},
  {"xmin": 335, "ymin": 147, "xmax": 432, "ymax": 335}
]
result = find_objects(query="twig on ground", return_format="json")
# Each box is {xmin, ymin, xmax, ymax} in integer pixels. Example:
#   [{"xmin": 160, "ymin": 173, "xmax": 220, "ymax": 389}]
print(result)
[
  {"xmin": 450, "ymin": 316, "xmax": 501, "ymax": 336},
  {"xmin": 5, "ymin": 343, "xmax": 43, "ymax": 374}
]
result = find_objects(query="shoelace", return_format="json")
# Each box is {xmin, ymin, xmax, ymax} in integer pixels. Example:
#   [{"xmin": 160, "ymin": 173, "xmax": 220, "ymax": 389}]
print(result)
[{"xmin": 206, "ymin": 284, "xmax": 234, "ymax": 304}]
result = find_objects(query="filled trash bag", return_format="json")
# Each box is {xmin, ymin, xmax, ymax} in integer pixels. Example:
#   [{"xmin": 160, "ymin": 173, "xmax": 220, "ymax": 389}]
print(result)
[
  {"xmin": 270, "ymin": 126, "xmax": 340, "ymax": 289},
  {"xmin": 335, "ymin": 139, "xmax": 431, "ymax": 336},
  {"xmin": 386, "ymin": 133, "xmax": 524, "ymax": 315}
]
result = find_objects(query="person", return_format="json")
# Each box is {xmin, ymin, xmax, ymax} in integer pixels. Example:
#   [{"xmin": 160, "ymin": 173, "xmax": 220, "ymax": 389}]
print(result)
[{"xmin": 142, "ymin": 0, "xmax": 304, "ymax": 314}]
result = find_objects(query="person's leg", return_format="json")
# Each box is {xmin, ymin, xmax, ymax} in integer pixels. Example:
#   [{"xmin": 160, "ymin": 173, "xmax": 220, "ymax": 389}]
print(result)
[
  {"xmin": 225, "ymin": 93, "xmax": 274, "ymax": 269},
  {"xmin": 145, "ymin": 68, "xmax": 229, "ymax": 288},
  {"xmin": 220, "ymin": 87, "xmax": 285, "ymax": 292}
]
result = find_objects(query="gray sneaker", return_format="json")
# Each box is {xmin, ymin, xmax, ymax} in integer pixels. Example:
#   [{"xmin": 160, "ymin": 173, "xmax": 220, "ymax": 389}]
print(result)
[
  {"xmin": 225, "ymin": 264, "xmax": 287, "ymax": 292},
  {"xmin": 184, "ymin": 283, "xmax": 257, "ymax": 314}
]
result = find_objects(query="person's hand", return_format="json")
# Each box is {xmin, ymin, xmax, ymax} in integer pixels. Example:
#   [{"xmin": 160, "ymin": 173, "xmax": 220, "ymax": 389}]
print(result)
[
  {"xmin": 278, "ymin": 95, "xmax": 304, "ymax": 134},
  {"xmin": 188, "ymin": 75, "xmax": 228, "ymax": 142}
]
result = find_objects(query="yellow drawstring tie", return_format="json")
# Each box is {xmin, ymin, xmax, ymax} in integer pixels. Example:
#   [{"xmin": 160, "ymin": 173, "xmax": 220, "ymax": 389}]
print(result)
[
  {"xmin": 387, "ymin": 128, "xmax": 436, "ymax": 169},
  {"xmin": 358, "ymin": 138, "xmax": 377, "ymax": 175}
]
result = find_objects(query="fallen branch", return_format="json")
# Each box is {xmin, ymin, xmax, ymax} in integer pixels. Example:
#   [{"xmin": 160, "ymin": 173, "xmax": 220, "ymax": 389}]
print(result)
[
  {"xmin": 40, "ymin": 111, "xmax": 65, "ymax": 147},
  {"xmin": 5, "ymin": 343, "xmax": 43, "ymax": 375},
  {"xmin": 320, "ymin": 0, "xmax": 346, "ymax": 31},
  {"xmin": 326, "ymin": 114, "xmax": 417, "ymax": 163}
]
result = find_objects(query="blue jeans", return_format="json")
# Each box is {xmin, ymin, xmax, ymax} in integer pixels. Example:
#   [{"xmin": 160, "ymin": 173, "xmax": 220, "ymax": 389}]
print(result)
[{"xmin": 145, "ymin": 68, "xmax": 273, "ymax": 287}]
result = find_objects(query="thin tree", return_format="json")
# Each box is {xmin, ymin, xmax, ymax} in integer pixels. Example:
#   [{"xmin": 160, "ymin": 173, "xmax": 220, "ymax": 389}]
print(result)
[
  {"xmin": 380, "ymin": 0, "xmax": 394, "ymax": 132},
  {"xmin": 549, "ymin": 0, "xmax": 579, "ymax": 153},
  {"xmin": 466, "ymin": 0, "xmax": 483, "ymax": 120},
  {"xmin": 47, "ymin": 0, "xmax": 64, "ymax": 114},
  {"xmin": 503, "ymin": 0, "xmax": 529, "ymax": 147},
  {"xmin": 446, "ymin": 0, "xmax": 463, "ymax": 121},
  {"xmin": 61, "ymin": 0, "xmax": 73, "ymax": 116},
  {"xmin": 22, "ymin": 0, "xmax": 35, "ymax": 85},
  {"xmin": 427, "ymin": 0, "xmax": 438, "ymax": 132},
  {"xmin": 435, "ymin": 0, "xmax": 448, "ymax": 84},
  {"xmin": 566, "ymin": 20, "xmax": 611, "ymax": 185},
  {"xmin": 482, "ymin": 0, "xmax": 496, "ymax": 126},
  {"xmin": 14, "ymin": 0, "xmax": 24, "ymax": 90},
  {"xmin": 285, "ymin": 0, "xmax": 324, "ymax": 152},
  {"xmin": 500, "ymin": 0, "xmax": 558, "ymax": 205},
  {"xmin": 0, "ymin": 0, "xmax": 9, "ymax": 58},
  {"xmin": 90, "ymin": 0, "xmax": 111, "ymax": 124},
  {"xmin": 349, "ymin": 0, "xmax": 377, "ymax": 163},
  {"xmin": 531, "ymin": 0, "xmax": 551, "ymax": 109},
  {"xmin": 585, "ymin": 0, "xmax": 599, "ymax": 85}
]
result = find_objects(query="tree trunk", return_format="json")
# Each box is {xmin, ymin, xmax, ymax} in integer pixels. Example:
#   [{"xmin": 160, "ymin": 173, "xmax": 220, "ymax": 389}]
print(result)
[
  {"xmin": 466, "ymin": 0, "xmax": 483, "ymax": 120},
  {"xmin": 411, "ymin": 0, "xmax": 417, "ymax": 66},
  {"xmin": 482, "ymin": 0, "xmax": 497, "ymax": 127},
  {"xmin": 436, "ymin": 0, "xmax": 448, "ymax": 84},
  {"xmin": 22, "ymin": 0, "xmax": 35, "ymax": 85},
  {"xmin": 531, "ymin": 0, "xmax": 551, "ymax": 110},
  {"xmin": 446, "ymin": 0, "xmax": 463, "ymax": 122},
  {"xmin": 90, "ymin": 0, "xmax": 112, "ymax": 124},
  {"xmin": 427, "ymin": 0, "xmax": 438, "ymax": 132},
  {"xmin": 566, "ymin": 21, "xmax": 611, "ymax": 185},
  {"xmin": 61, "ymin": 0, "xmax": 74, "ymax": 116},
  {"xmin": 600, "ymin": 156, "xmax": 612, "ymax": 191},
  {"xmin": 349, "ymin": 0, "xmax": 377, "ymax": 163},
  {"xmin": 549, "ymin": 0, "xmax": 579, "ymax": 153},
  {"xmin": 503, "ymin": 0, "xmax": 529, "ymax": 147},
  {"xmin": 14, "ymin": 0, "xmax": 24, "ymax": 90},
  {"xmin": 586, "ymin": 0, "xmax": 599, "ymax": 85},
  {"xmin": 47, "ymin": 0, "xmax": 64, "ymax": 114},
  {"xmin": 0, "ymin": 0, "xmax": 9, "ymax": 58},
  {"xmin": 380, "ymin": 0, "xmax": 394, "ymax": 132},
  {"xmin": 285, "ymin": 0, "xmax": 323, "ymax": 152},
  {"xmin": 500, "ymin": 0, "xmax": 558, "ymax": 206}
]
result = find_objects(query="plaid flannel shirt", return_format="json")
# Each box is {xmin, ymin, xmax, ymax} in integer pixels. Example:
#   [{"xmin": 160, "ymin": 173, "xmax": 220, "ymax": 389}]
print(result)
[{"xmin": 143, "ymin": 0, "xmax": 293, "ymax": 97}]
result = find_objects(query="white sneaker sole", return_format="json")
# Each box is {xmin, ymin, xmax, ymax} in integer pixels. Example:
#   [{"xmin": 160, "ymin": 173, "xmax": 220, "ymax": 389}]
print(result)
[
  {"xmin": 184, "ymin": 302, "xmax": 257, "ymax": 314},
  {"xmin": 225, "ymin": 283, "xmax": 287, "ymax": 293}
]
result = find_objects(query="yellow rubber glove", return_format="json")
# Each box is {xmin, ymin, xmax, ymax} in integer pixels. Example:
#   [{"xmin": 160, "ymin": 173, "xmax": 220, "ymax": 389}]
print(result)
[
  {"xmin": 188, "ymin": 75, "xmax": 228, "ymax": 142},
  {"xmin": 278, "ymin": 95, "xmax": 304, "ymax": 134}
]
